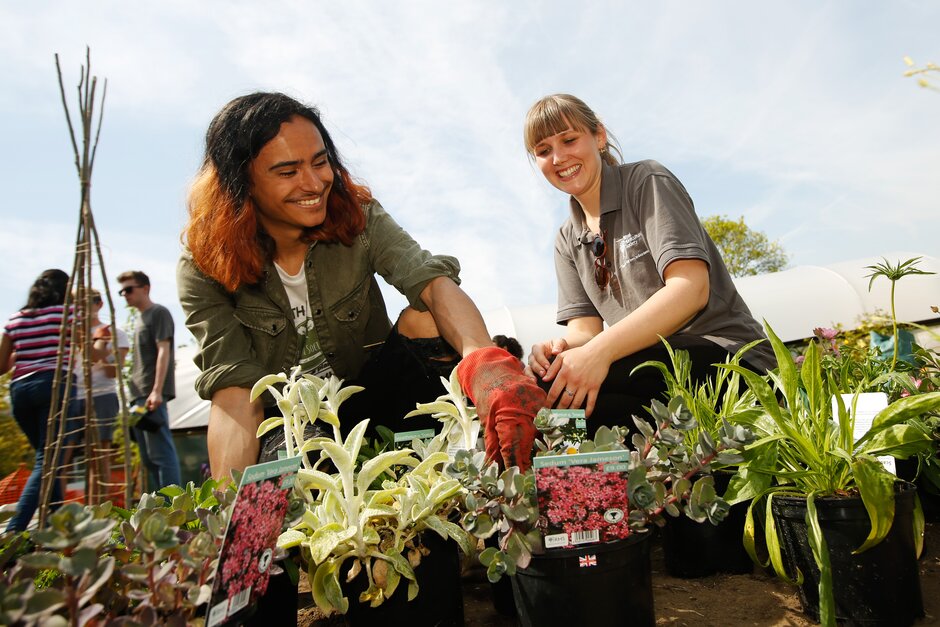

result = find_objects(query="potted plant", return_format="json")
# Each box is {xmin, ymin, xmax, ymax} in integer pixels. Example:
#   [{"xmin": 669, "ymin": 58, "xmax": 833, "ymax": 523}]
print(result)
[
  {"xmin": 721, "ymin": 323, "xmax": 940, "ymax": 627},
  {"xmin": 0, "ymin": 478, "xmax": 238, "ymax": 625},
  {"xmin": 254, "ymin": 369, "xmax": 474, "ymax": 624},
  {"xmin": 632, "ymin": 339, "xmax": 762, "ymax": 577},
  {"xmin": 403, "ymin": 368, "xmax": 482, "ymax": 456},
  {"xmin": 446, "ymin": 396, "xmax": 757, "ymax": 627},
  {"xmin": 864, "ymin": 257, "xmax": 940, "ymax": 518}
]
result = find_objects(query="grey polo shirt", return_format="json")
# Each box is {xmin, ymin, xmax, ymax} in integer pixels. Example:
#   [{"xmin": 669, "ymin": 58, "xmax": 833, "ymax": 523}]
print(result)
[{"xmin": 554, "ymin": 160, "xmax": 775, "ymax": 371}]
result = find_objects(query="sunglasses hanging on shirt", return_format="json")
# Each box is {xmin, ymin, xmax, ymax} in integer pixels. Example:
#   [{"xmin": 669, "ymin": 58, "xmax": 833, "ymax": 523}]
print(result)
[{"xmin": 591, "ymin": 231, "xmax": 611, "ymax": 290}]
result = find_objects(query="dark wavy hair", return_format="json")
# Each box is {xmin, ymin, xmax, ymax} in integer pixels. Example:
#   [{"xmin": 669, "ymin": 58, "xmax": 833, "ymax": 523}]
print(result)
[
  {"xmin": 184, "ymin": 92, "xmax": 371, "ymax": 292},
  {"xmin": 492, "ymin": 334, "xmax": 524, "ymax": 360},
  {"xmin": 25, "ymin": 269, "xmax": 69, "ymax": 309}
]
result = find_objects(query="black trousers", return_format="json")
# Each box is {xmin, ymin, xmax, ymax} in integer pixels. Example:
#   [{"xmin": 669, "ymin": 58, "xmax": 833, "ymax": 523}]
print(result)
[{"xmin": 341, "ymin": 323, "xmax": 460, "ymax": 435}]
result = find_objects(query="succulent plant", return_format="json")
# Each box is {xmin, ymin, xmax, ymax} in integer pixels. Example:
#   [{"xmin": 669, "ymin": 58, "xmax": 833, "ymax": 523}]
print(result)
[
  {"xmin": 448, "ymin": 397, "xmax": 757, "ymax": 582},
  {"xmin": 0, "ymin": 478, "xmax": 237, "ymax": 626}
]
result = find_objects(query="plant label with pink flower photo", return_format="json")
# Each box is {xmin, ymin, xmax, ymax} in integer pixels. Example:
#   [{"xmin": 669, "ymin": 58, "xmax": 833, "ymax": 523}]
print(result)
[
  {"xmin": 534, "ymin": 450, "xmax": 632, "ymax": 549},
  {"xmin": 206, "ymin": 456, "xmax": 302, "ymax": 627}
]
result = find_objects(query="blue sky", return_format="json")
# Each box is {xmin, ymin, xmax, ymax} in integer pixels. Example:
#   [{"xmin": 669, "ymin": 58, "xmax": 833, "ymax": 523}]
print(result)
[{"xmin": 1, "ymin": 1, "xmax": 937, "ymax": 342}]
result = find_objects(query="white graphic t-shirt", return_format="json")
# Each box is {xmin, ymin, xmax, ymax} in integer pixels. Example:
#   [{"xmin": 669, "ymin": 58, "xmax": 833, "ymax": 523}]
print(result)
[{"xmin": 274, "ymin": 263, "xmax": 333, "ymax": 378}]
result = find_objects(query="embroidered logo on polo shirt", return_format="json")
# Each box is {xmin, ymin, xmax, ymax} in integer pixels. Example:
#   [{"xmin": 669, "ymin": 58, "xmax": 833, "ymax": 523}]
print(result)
[{"xmin": 615, "ymin": 232, "xmax": 651, "ymax": 269}]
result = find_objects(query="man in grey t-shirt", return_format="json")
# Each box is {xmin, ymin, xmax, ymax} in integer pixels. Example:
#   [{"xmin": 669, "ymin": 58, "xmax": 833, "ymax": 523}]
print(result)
[{"xmin": 118, "ymin": 270, "xmax": 181, "ymax": 490}]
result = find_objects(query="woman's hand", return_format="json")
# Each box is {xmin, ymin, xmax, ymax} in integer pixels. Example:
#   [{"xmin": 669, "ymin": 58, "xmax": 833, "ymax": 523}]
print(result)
[
  {"xmin": 544, "ymin": 343, "xmax": 612, "ymax": 417},
  {"xmin": 528, "ymin": 337, "xmax": 568, "ymax": 379}
]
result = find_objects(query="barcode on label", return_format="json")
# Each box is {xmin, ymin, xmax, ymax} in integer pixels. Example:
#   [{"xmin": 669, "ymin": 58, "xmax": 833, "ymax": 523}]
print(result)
[
  {"xmin": 571, "ymin": 529, "xmax": 600, "ymax": 545},
  {"xmin": 229, "ymin": 586, "xmax": 251, "ymax": 614}
]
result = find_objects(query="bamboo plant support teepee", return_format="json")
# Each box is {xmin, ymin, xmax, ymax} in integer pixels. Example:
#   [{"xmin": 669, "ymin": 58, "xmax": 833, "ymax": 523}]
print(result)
[{"xmin": 37, "ymin": 49, "xmax": 133, "ymax": 526}]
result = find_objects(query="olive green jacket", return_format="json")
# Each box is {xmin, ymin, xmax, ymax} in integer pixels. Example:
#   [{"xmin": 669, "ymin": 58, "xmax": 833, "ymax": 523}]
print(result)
[{"xmin": 177, "ymin": 199, "xmax": 460, "ymax": 402}]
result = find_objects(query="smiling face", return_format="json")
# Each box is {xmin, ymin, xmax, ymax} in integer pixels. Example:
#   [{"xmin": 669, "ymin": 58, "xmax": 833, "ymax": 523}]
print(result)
[
  {"xmin": 248, "ymin": 115, "xmax": 335, "ymax": 243},
  {"xmin": 532, "ymin": 121, "xmax": 607, "ymax": 203}
]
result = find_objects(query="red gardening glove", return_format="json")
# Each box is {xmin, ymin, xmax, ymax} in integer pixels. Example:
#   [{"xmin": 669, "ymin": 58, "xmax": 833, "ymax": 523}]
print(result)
[{"xmin": 457, "ymin": 347, "xmax": 545, "ymax": 471}]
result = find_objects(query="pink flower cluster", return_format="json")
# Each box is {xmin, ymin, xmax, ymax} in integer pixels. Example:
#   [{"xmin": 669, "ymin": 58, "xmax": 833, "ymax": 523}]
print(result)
[
  {"xmin": 813, "ymin": 327, "xmax": 841, "ymax": 355},
  {"xmin": 536, "ymin": 463, "xmax": 631, "ymax": 545},
  {"xmin": 218, "ymin": 479, "xmax": 290, "ymax": 598}
]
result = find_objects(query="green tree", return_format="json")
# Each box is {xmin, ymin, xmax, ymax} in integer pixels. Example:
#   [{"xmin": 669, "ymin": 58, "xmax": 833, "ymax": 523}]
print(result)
[{"xmin": 701, "ymin": 214, "xmax": 788, "ymax": 277}]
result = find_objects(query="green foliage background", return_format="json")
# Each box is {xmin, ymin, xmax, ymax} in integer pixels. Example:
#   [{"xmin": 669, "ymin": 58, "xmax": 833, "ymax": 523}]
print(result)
[
  {"xmin": 702, "ymin": 214, "xmax": 788, "ymax": 277},
  {"xmin": 0, "ymin": 373, "xmax": 33, "ymax": 478}
]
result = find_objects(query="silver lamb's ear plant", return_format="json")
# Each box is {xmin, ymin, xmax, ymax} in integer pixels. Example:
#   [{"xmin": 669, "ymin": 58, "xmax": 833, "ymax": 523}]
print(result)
[
  {"xmin": 404, "ymin": 367, "xmax": 481, "ymax": 455},
  {"xmin": 251, "ymin": 367, "xmax": 362, "ymax": 468},
  {"xmin": 262, "ymin": 372, "xmax": 474, "ymax": 615}
]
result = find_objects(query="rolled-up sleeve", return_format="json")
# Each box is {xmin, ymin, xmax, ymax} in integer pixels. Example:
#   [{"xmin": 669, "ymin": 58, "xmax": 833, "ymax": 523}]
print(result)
[
  {"xmin": 362, "ymin": 200, "xmax": 461, "ymax": 311},
  {"xmin": 177, "ymin": 253, "xmax": 269, "ymax": 399}
]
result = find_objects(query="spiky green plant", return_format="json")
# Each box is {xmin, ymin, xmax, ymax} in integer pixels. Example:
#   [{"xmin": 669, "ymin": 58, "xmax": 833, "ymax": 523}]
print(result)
[
  {"xmin": 864, "ymin": 256, "xmax": 935, "ymax": 372},
  {"xmin": 722, "ymin": 323, "xmax": 940, "ymax": 627}
]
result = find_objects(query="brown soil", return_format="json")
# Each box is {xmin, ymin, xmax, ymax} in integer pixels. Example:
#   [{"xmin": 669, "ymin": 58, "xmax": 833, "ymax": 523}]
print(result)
[{"xmin": 299, "ymin": 522, "xmax": 940, "ymax": 626}]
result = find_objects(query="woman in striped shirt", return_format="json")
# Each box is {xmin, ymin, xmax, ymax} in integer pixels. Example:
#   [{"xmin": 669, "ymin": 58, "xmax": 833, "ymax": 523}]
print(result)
[{"xmin": 0, "ymin": 269, "xmax": 73, "ymax": 531}]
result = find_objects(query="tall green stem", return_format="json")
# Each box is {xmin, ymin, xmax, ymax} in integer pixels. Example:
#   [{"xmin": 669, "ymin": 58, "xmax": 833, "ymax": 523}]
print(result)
[{"xmin": 890, "ymin": 280, "xmax": 898, "ymax": 372}]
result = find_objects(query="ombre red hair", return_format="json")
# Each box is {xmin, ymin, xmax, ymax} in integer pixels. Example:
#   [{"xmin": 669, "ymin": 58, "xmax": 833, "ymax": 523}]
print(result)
[{"xmin": 182, "ymin": 92, "xmax": 372, "ymax": 293}]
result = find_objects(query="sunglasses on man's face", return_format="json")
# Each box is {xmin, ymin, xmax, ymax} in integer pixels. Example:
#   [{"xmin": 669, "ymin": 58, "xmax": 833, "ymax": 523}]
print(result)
[
  {"xmin": 119, "ymin": 285, "xmax": 140, "ymax": 297},
  {"xmin": 591, "ymin": 231, "xmax": 610, "ymax": 289}
]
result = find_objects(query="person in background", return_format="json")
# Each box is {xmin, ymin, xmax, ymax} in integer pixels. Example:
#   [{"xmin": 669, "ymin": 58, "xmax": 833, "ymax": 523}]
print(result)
[
  {"xmin": 493, "ymin": 334, "xmax": 524, "ymax": 362},
  {"xmin": 0, "ymin": 269, "xmax": 73, "ymax": 531},
  {"xmin": 117, "ymin": 270, "xmax": 180, "ymax": 491},
  {"xmin": 523, "ymin": 94, "xmax": 774, "ymax": 434},
  {"xmin": 73, "ymin": 288, "xmax": 129, "ymax": 500}
]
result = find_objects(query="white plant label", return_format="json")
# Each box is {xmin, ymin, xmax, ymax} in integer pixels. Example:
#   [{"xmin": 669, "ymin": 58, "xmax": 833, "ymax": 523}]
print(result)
[{"xmin": 834, "ymin": 392, "xmax": 895, "ymax": 474}]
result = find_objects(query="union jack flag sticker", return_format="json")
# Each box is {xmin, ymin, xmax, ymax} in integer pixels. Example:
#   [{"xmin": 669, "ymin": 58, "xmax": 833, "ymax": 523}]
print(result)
[{"xmin": 578, "ymin": 554, "xmax": 597, "ymax": 568}]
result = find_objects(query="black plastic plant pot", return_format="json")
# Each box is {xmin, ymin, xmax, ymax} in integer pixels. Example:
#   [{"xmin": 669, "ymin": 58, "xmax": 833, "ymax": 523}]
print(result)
[
  {"xmin": 896, "ymin": 457, "xmax": 940, "ymax": 524},
  {"xmin": 661, "ymin": 472, "xmax": 753, "ymax": 578},
  {"xmin": 771, "ymin": 482, "xmax": 923, "ymax": 626},
  {"xmin": 511, "ymin": 533, "xmax": 654, "ymax": 627},
  {"xmin": 341, "ymin": 532, "xmax": 464, "ymax": 627}
]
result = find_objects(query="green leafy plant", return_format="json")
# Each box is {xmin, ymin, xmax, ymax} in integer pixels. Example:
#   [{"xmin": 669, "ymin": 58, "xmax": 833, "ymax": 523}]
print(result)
[
  {"xmin": 721, "ymin": 323, "xmax": 940, "ymax": 627},
  {"xmin": 253, "ymin": 370, "xmax": 473, "ymax": 615},
  {"xmin": 864, "ymin": 256, "xmax": 935, "ymax": 373},
  {"xmin": 633, "ymin": 338, "xmax": 763, "ymax": 453},
  {"xmin": 404, "ymin": 368, "xmax": 480, "ymax": 453}
]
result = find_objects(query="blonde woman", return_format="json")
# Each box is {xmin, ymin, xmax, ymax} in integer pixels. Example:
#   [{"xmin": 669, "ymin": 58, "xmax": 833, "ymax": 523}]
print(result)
[{"xmin": 524, "ymin": 94, "xmax": 774, "ymax": 432}]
